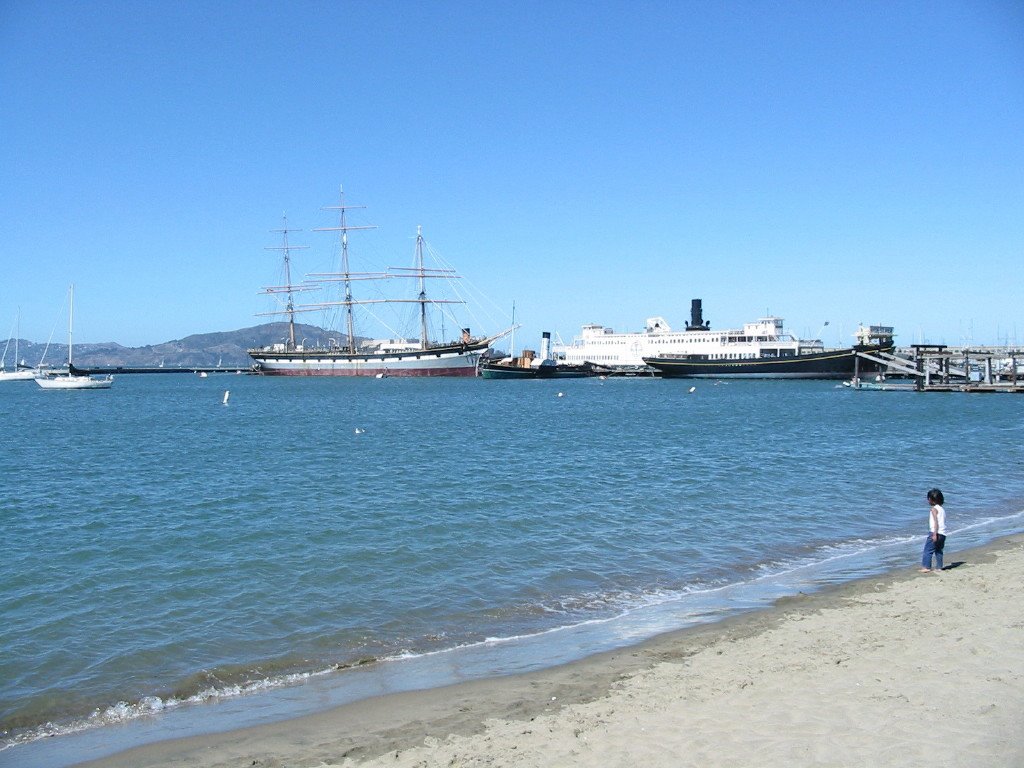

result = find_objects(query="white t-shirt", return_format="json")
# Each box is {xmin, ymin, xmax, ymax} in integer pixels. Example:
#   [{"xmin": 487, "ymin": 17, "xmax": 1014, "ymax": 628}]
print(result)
[{"xmin": 930, "ymin": 504, "xmax": 946, "ymax": 535}]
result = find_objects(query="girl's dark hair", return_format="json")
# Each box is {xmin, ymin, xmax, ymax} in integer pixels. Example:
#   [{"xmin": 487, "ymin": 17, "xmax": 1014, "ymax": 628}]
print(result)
[{"xmin": 927, "ymin": 488, "xmax": 944, "ymax": 505}]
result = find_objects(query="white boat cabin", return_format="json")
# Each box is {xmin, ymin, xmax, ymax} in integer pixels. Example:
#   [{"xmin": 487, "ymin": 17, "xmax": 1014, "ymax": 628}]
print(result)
[{"xmin": 552, "ymin": 314, "xmax": 822, "ymax": 369}]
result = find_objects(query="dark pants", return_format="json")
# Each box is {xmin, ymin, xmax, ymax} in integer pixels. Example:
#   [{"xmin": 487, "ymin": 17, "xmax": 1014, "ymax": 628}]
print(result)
[{"xmin": 922, "ymin": 533, "xmax": 946, "ymax": 570}]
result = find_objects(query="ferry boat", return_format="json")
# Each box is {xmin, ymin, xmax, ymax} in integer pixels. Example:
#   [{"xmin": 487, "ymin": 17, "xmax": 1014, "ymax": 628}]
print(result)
[
  {"xmin": 248, "ymin": 191, "xmax": 508, "ymax": 377},
  {"xmin": 553, "ymin": 299, "xmax": 894, "ymax": 379}
]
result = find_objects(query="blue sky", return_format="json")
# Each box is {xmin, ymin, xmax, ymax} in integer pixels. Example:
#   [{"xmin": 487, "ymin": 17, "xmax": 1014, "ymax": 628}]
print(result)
[{"xmin": 2, "ymin": 0, "xmax": 1022, "ymax": 350}]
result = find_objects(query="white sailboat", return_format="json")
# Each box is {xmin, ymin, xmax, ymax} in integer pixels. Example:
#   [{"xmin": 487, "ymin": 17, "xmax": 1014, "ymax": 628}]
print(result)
[
  {"xmin": 0, "ymin": 309, "xmax": 36, "ymax": 382},
  {"xmin": 35, "ymin": 285, "xmax": 113, "ymax": 390}
]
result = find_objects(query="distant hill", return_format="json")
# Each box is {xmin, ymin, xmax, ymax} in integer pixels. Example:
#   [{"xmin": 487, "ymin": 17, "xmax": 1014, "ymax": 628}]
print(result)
[{"xmin": 2, "ymin": 323, "xmax": 351, "ymax": 369}]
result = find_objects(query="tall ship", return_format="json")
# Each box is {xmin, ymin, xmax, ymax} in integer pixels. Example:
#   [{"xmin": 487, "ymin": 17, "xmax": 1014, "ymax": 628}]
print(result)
[
  {"xmin": 248, "ymin": 191, "xmax": 507, "ymax": 377},
  {"xmin": 553, "ymin": 299, "xmax": 894, "ymax": 378}
]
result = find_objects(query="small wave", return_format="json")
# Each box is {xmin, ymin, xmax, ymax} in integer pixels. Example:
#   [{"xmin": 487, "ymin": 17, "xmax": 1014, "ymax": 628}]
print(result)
[
  {"xmin": 0, "ymin": 667, "xmax": 340, "ymax": 752},
  {"xmin": 949, "ymin": 508, "xmax": 1024, "ymax": 535},
  {"xmin": 749, "ymin": 532, "xmax": 919, "ymax": 579}
]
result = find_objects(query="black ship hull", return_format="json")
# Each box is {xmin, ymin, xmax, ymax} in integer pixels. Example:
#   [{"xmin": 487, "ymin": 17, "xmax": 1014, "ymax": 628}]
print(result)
[
  {"xmin": 643, "ymin": 344, "xmax": 893, "ymax": 379},
  {"xmin": 479, "ymin": 361, "xmax": 601, "ymax": 379}
]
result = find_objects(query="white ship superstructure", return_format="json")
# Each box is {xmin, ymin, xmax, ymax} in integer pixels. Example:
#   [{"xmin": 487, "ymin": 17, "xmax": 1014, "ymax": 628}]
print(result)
[{"xmin": 552, "ymin": 300, "xmax": 818, "ymax": 370}]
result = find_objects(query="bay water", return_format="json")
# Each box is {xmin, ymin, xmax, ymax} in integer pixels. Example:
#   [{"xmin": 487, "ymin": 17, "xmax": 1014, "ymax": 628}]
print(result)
[{"xmin": 3, "ymin": 375, "xmax": 1023, "ymax": 766}]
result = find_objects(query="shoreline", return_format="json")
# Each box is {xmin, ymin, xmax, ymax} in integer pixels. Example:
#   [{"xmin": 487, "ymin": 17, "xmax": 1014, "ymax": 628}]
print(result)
[{"xmin": 74, "ymin": 532, "xmax": 1024, "ymax": 768}]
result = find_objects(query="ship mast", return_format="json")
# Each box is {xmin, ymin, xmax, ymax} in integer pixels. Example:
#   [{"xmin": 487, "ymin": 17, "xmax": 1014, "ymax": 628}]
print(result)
[
  {"xmin": 263, "ymin": 217, "xmax": 308, "ymax": 350},
  {"xmin": 387, "ymin": 229, "xmax": 465, "ymax": 348},
  {"xmin": 314, "ymin": 187, "xmax": 377, "ymax": 354},
  {"xmin": 416, "ymin": 226, "xmax": 428, "ymax": 349},
  {"xmin": 305, "ymin": 198, "xmax": 464, "ymax": 352}
]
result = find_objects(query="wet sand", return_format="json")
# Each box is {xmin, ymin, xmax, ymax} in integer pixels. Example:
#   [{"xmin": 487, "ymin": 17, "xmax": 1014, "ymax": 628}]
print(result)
[{"xmin": 82, "ymin": 534, "xmax": 1024, "ymax": 768}]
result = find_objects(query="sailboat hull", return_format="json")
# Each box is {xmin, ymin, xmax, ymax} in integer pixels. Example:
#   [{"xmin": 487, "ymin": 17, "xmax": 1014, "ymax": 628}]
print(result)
[
  {"xmin": 36, "ymin": 375, "xmax": 113, "ymax": 390},
  {"xmin": 0, "ymin": 369, "xmax": 36, "ymax": 382},
  {"xmin": 248, "ymin": 340, "xmax": 487, "ymax": 377}
]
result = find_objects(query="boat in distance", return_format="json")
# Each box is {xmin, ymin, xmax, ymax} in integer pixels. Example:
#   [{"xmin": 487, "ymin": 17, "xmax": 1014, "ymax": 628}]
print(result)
[
  {"xmin": 0, "ymin": 365, "xmax": 36, "ymax": 382},
  {"xmin": 639, "ymin": 300, "xmax": 894, "ymax": 379},
  {"xmin": 248, "ymin": 190, "xmax": 509, "ymax": 377},
  {"xmin": 478, "ymin": 359, "xmax": 601, "ymax": 379},
  {"xmin": 479, "ymin": 332, "xmax": 606, "ymax": 379},
  {"xmin": 253, "ymin": 333, "xmax": 498, "ymax": 377},
  {"xmin": 0, "ymin": 309, "xmax": 36, "ymax": 382},
  {"xmin": 36, "ymin": 372, "xmax": 113, "ymax": 389},
  {"xmin": 35, "ymin": 285, "xmax": 114, "ymax": 390}
]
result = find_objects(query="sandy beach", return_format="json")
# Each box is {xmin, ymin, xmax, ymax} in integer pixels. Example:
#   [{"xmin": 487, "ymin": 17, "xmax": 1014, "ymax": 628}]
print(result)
[{"xmin": 81, "ymin": 534, "xmax": 1024, "ymax": 768}]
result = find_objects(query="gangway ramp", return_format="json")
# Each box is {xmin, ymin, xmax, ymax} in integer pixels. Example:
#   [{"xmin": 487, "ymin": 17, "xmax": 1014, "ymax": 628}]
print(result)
[
  {"xmin": 853, "ymin": 346, "xmax": 1024, "ymax": 393},
  {"xmin": 856, "ymin": 350, "xmax": 966, "ymax": 378}
]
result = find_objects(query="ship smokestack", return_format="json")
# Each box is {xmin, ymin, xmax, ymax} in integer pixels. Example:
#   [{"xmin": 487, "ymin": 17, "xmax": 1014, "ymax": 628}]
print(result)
[
  {"xmin": 540, "ymin": 331, "xmax": 552, "ymax": 361},
  {"xmin": 687, "ymin": 299, "xmax": 710, "ymax": 331}
]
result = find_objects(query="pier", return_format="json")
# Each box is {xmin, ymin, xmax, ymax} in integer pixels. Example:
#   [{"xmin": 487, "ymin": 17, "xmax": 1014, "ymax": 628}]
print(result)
[
  {"xmin": 853, "ymin": 345, "xmax": 1024, "ymax": 392},
  {"xmin": 69, "ymin": 364, "xmax": 253, "ymax": 376}
]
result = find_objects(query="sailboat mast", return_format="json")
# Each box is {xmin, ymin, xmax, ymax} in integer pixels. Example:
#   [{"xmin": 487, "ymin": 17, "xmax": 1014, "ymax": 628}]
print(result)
[
  {"xmin": 416, "ymin": 226, "xmax": 428, "ymax": 349},
  {"xmin": 267, "ymin": 217, "xmax": 308, "ymax": 350},
  {"xmin": 1, "ymin": 313, "xmax": 13, "ymax": 370},
  {"xmin": 68, "ymin": 284, "xmax": 74, "ymax": 370}
]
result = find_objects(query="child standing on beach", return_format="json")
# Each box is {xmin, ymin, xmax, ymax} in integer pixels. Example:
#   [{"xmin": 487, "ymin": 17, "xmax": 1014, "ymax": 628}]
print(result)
[{"xmin": 921, "ymin": 488, "xmax": 947, "ymax": 572}]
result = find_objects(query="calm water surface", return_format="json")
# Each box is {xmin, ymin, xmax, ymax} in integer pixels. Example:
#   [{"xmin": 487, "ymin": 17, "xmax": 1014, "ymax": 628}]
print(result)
[{"xmin": 2, "ymin": 375, "xmax": 1022, "ymax": 765}]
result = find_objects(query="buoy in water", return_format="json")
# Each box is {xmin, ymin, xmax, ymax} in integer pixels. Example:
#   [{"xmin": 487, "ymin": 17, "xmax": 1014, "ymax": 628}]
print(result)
[
  {"xmin": 223, "ymin": 390, "xmax": 230, "ymax": 404},
  {"xmin": 557, "ymin": 392, "xmax": 564, "ymax": 398},
  {"xmin": 354, "ymin": 427, "xmax": 365, "ymax": 434},
  {"xmin": 688, "ymin": 386, "xmax": 696, "ymax": 393}
]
